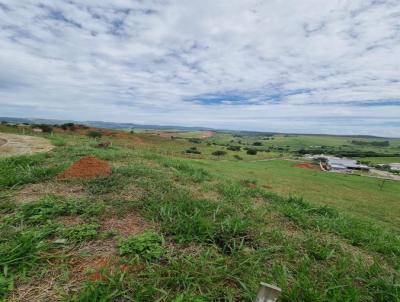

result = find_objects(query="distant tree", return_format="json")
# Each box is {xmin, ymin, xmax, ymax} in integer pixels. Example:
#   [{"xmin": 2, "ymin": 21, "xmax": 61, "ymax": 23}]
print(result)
[
  {"xmin": 227, "ymin": 145, "xmax": 241, "ymax": 151},
  {"xmin": 87, "ymin": 131, "xmax": 102, "ymax": 139},
  {"xmin": 253, "ymin": 142, "xmax": 263, "ymax": 146},
  {"xmin": 186, "ymin": 146, "xmax": 201, "ymax": 154},
  {"xmin": 246, "ymin": 149, "xmax": 257, "ymax": 155},
  {"xmin": 212, "ymin": 150, "xmax": 227, "ymax": 156},
  {"xmin": 35, "ymin": 124, "xmax": 53, "ymax": 133},
  {"xmin": 61, "ymin": 123, "xmax": 76, "ymax": 131}
]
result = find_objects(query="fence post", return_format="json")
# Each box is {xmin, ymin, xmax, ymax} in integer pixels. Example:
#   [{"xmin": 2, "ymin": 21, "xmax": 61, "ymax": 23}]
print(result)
[{"xmin": 254, "ymin": 282, "xmax": 281, "ymax": 302}]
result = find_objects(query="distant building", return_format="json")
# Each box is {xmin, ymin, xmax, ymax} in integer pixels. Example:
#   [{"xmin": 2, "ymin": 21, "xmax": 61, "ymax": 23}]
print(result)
[
  {"xmin": 389, "ymin": 163, "xmax": 400, "ymax": 171},
  {"xmin": 32, "ymin": 128, "xmax": 43, "ymax": 132},
  {"xmin": 310, "ymin": 155, "xmax": 370, "ymax": 172}
]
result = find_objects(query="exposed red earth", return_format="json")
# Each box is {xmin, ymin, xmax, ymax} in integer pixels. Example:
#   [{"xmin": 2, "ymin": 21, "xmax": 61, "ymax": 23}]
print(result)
[{"xmin": 57, "ymin": 156, "xmax": 111, "ymax": 180}]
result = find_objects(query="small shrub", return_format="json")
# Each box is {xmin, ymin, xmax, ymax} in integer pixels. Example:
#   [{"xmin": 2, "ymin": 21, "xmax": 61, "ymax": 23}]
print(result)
[
  {"xmin": 212, "ymin": 150, "xmax": 227, "ymax": 156},
  {"xmin": 186, "ymin": 147, "xmax": 201, "ymax": 154},
  {"xmin": 252, "ymin": 142, "xmax": 263, "ymax": 146},
  {"xmin": 246, "ymin": 149, "xmax": 257, "ymax": 155},
  {"xmin": 118, "ymin": 232, "xmax": 164, "ymax": 261},
  {"xmin": 87, "ymin": 131, "xmax": 102, "ymax": 139},
  {"xmin": 233, "ymin": 155, "xmax": 243, "ymax": 160},
  {"xmin": 34, "ymin": 124, "xmax": 53, "ymax": 133}
]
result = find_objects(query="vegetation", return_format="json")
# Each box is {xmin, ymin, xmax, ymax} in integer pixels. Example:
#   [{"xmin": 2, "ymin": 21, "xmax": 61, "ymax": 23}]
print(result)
[
  {"xmin": 0, "ymin": 125, "xmax": 399, "ymax": 301},
  {"xmin": 212, "ymin": 150, "xmax": 227, "ymax": 156},
  {"xmin": 246, "ymin": 148, "xmax": 257, "ymax": 155},
  {"xmin": 352, "ymin": 140, "xmax": 390, "ymax": 147},
  {"xmin": 87, "ymin": 131, "xmax": 102, "ymax": 139}
]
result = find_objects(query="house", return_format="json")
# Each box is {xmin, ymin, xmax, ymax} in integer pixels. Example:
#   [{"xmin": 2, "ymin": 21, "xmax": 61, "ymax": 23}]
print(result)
[
  {"xmin": 389, "ymin": 163, "xmax": 400, "ymax": 171},
  {"xmin": 310, "ymin": 155, "xmax": 370, "ymax": 172}
]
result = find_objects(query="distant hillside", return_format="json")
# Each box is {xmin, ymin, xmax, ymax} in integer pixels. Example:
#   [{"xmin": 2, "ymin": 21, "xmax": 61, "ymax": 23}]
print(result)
[
  {"xmin": 0, "ymin": 116, "xmax": 390, "ymax": 139},
  {"xmin": 0, "ymin": 117, "xmax": 214, "ymax": 132}
]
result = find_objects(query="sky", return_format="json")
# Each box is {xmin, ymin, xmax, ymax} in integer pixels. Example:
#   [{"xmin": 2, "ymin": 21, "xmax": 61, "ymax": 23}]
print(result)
[{"xmin": 0, "ymin": 0, "xmax": 400, "ymax": 137}]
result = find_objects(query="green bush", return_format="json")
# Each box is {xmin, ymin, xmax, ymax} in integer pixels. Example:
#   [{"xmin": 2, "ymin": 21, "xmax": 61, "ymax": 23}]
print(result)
[
  {"xmin": 87, "ymin": 131, "xmax": 102, "ymax": 139},
  {"xmin": 246, "ymin": 149, "xmax": 257, "ymax": 155},
  {"xmin": 212, "ymin": 150, "xmax": 227, "ymax": 156},
  {"xmin": 186, "ymin": 147, "xmax": 201, "ymax": 154}
]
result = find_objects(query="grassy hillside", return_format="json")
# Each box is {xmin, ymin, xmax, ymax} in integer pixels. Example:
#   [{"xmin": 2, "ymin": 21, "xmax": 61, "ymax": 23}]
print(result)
[
  {"xmin": 0, "ymin": 126, "xmax": 399, "ymax": 301},
  {"xmin": 193, "ymin": 159, "xmax": 400, "ymax": 230}
]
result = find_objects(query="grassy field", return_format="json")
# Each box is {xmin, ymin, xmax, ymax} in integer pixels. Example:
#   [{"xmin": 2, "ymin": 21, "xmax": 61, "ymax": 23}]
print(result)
[
  {"xmin": 1, "ymin": 126, "xmax": 400, "ymax": 301},
  {"xmin": 192, "ymin": 159, "xmax": 400, "ymax": 230}
]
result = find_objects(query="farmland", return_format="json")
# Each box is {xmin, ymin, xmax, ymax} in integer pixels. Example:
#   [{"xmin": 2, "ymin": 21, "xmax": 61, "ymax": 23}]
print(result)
[{"xmin": 0, "ymin": 124, "xmax": 400, "ymax": 301}]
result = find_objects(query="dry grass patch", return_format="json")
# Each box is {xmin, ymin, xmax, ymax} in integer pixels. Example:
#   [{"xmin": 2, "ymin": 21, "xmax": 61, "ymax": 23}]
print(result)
[
  {"xmin": 15, "ymin": 181, "xmax": 86, "ymax": 203},
  {"xmin": 101, "ymin": 213, "xmax": 151, "ymax": 237}
]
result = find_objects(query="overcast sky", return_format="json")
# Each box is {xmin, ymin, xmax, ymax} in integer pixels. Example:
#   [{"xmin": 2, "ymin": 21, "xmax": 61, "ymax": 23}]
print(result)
[{"xmin": 1, "ymin": 0, "xmax": 400, "ymax": 136}]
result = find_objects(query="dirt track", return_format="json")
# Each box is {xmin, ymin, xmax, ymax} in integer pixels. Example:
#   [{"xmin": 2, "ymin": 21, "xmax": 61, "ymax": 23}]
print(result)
[{"xmin": 0, "ymin": 133, "xmax": 53, "ymax": 157}]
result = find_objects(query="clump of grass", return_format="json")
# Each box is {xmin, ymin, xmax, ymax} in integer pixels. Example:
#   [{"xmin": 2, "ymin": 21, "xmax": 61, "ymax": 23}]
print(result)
[
  {"xmin": 113, "ymin": 164, "xmax": 159, "ymax": 179},
  {"xmin": 0, "ymin": 193, "xmax": 15, "ymax": 214},
  {"xmin": 144, "ymin": 153, "xmax": 211, "ymax": 183},
  {"xmin": 85, "ymin": 175, "xmax": 124, "ymax": 194},
  {"xmin": 6, "ymin": 195, "xmax": 104, "ymax": 225},
  {"xmin": 0, "ymin": 224, "xmax": 56, "ymax": 299},
  {"xmin": 118, "ymin": 232, "xmax": 164, "ymax": 261},
  {"xmin": 61, "ymin": 223, "xmax": 99, "ymax": 242},
  {"xmin": 264, "ymin": 193, "xmax": 400, "ymax": 260},
  {"xmin": 0, "ymin": 154, "xmax": 62, "ymax": 188},
  {"xmin": 49, "ymin": 136, "xmax": 67, "ymax": 147}
]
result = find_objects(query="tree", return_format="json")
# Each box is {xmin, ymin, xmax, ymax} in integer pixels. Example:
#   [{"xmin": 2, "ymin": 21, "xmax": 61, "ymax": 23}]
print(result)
[
  {"xmin": 35, "ymin": 124, "xmax": 53, "ymax": 133},
  {"xmin": 227, "ymin": 145, "xmax": 241, "ymax": 151}
]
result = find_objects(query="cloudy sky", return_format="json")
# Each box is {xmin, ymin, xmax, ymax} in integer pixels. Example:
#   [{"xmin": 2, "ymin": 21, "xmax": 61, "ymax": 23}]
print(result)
[{"xmin": 1, "ymin": 0, "xmax": 400, "ymax": 136}]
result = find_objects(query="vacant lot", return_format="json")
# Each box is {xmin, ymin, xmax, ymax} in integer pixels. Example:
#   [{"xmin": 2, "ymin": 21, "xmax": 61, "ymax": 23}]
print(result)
[{"xmin": 0, "ymin": 127, "xmax": 399, "ymax": 301}]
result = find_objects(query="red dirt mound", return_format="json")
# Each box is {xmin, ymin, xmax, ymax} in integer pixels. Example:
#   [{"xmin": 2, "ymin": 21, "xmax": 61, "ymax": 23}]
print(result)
[
  {"xmin": 294, "ymin": 162, "xmax": 320, "ymax": 171},
  {"xmin": 57, "ymin": 156, "xmax": 111, "ymax": 180}
]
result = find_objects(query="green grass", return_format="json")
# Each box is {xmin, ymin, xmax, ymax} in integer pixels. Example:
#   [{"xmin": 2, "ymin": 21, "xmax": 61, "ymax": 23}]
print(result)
[
  {"xmin": 0, "ymin": 153, "xmax": 63, "ymax": 188},
  {"xmin": 195, "ymin": 159, "xmax": 400, "ymax": 230},
  {"xmin": 1, "ymin": 127, "xmax": 400, "ymax": 301}
]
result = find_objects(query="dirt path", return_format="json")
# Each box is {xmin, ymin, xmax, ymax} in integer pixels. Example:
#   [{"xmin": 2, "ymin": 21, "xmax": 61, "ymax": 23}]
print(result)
[
  {"xmin": 0, "ymin": 133, "xmax": 53, "ymax": 157},
  {"xmin": 0, "ymin": 138, "xmax": 7, "ymax": 147}
]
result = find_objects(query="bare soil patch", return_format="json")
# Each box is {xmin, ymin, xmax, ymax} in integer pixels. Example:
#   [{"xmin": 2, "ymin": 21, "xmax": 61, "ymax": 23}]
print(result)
[
  {"xmin": 294, "ymin": 162, "xmax": 320, "ymax": 171},
  {"xmin": 57, "ymin": 156, "xmax": 111, "ymax": 180},
  {"xmin": 101, "ymin": 213, "xmax": 150, "ymax": 236},
  {"xmin": 0, "ymin": 138, "xmax": 6, "ymax": 147},
  {"xmin": 0, "ymin": 133, "xmax": 53, "ymax": 157},
  {"xmin": 16, "ymin": 182, "xmax": 86, "ymax": 203}
]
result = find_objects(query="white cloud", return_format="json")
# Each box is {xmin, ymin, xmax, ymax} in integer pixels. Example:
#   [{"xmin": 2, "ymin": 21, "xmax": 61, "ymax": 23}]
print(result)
[{"xmin": 0, "ymin": 0, "xmax": 399, "ymax": 136}]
